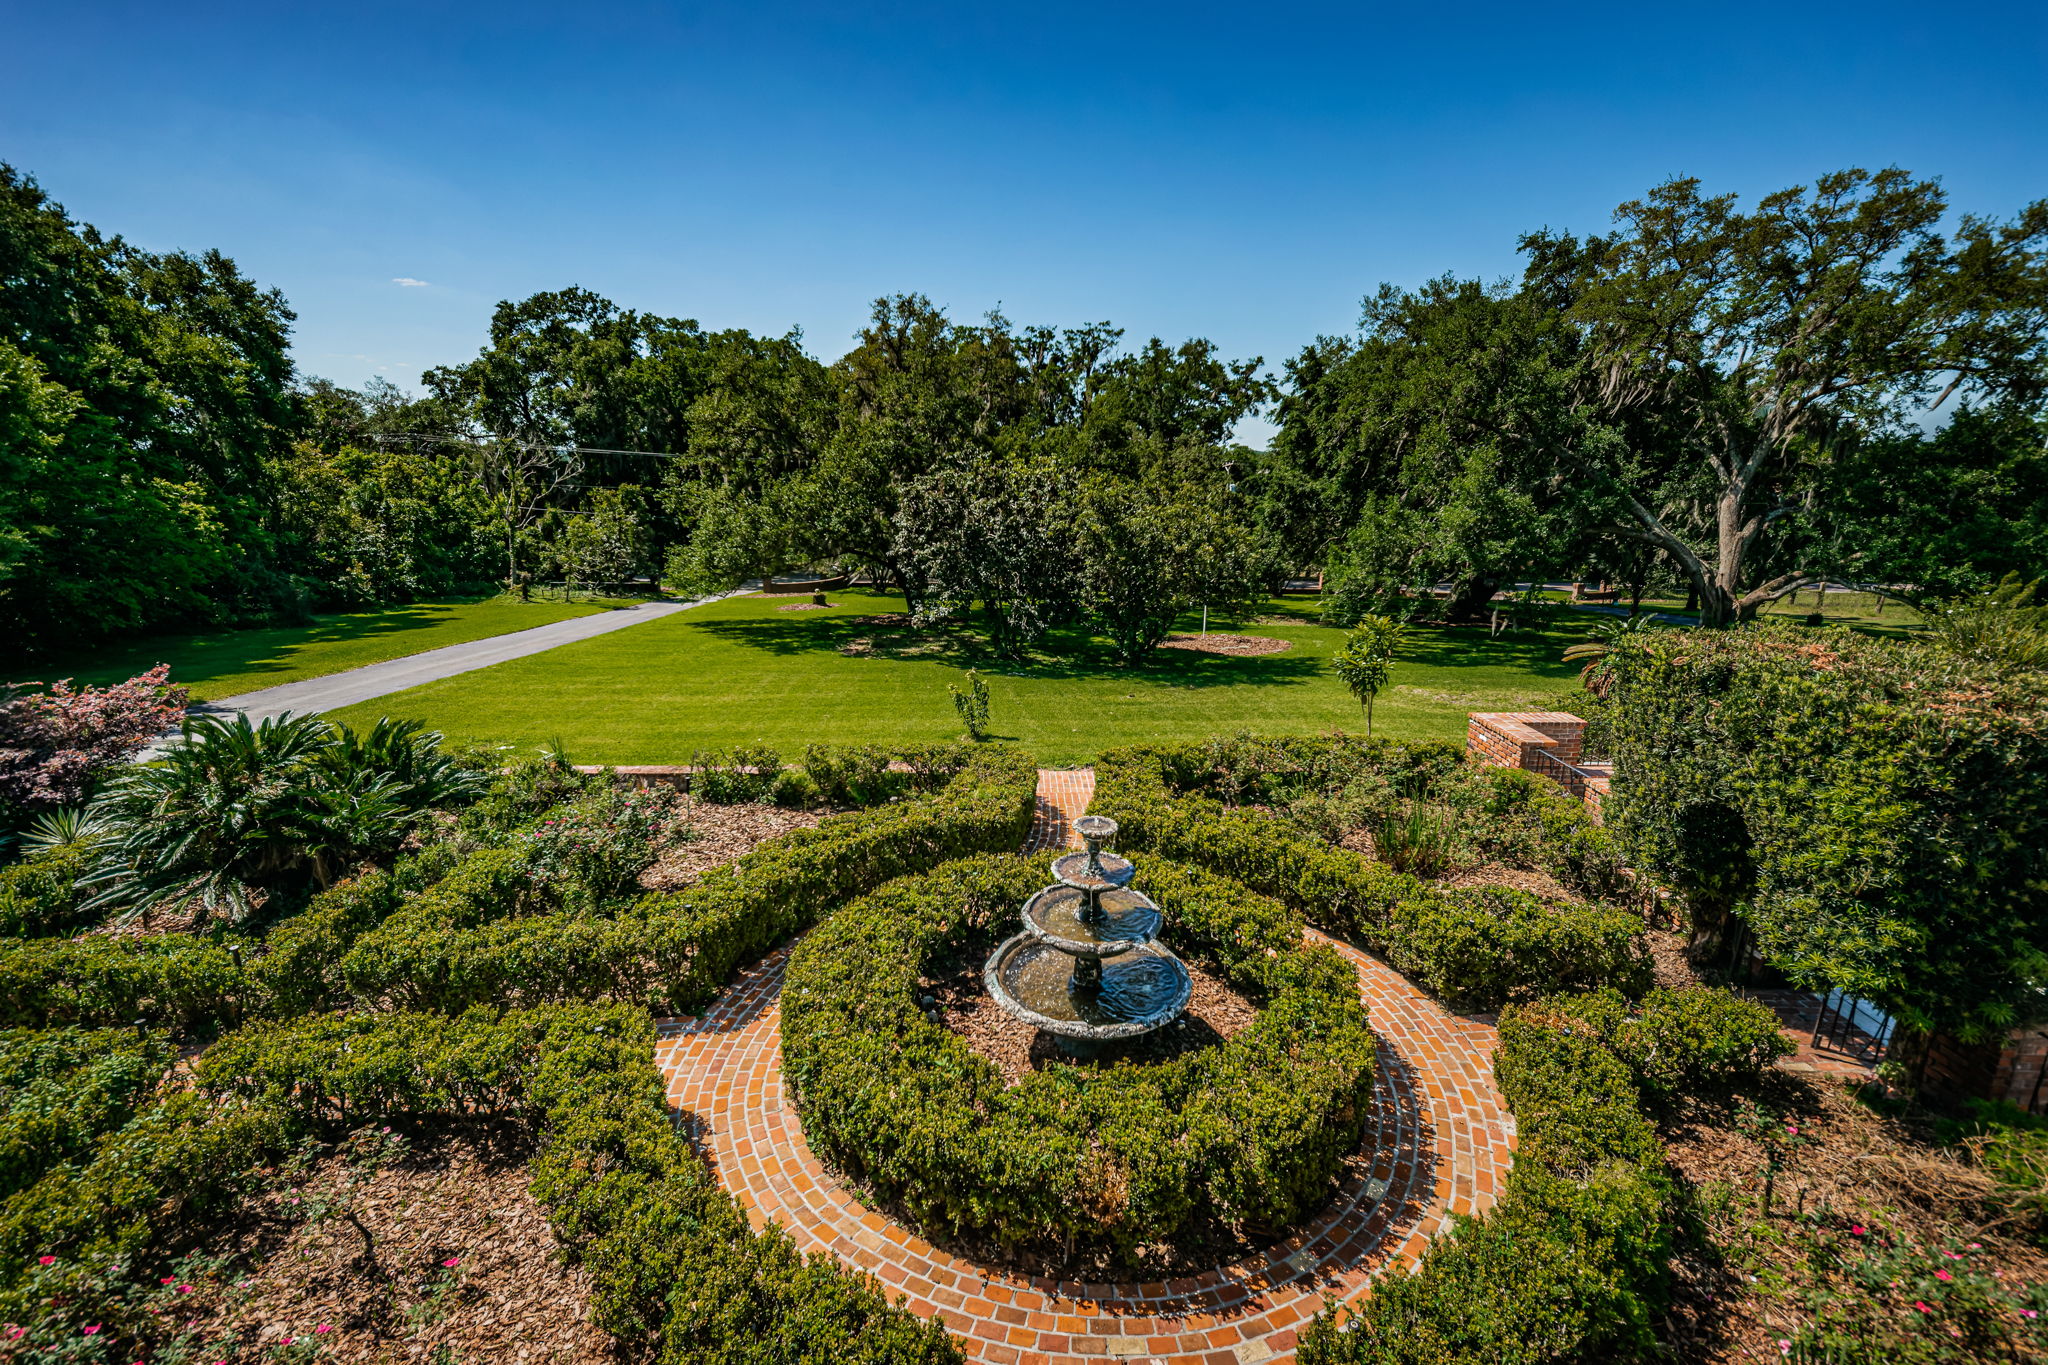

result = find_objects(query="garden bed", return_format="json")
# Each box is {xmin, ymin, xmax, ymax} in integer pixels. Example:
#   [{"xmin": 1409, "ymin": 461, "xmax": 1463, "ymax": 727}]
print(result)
[
  {"xmin": 153, "ymin": 1119, "xmax": 616, "ymax": 1364},
  {"xmin": 637, "ymin": 796, "xmax": 827, "ymax": 891}
]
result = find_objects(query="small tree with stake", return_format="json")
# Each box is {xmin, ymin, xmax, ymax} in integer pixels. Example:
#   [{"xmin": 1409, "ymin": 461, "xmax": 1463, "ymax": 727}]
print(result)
[{"xmin": 1330, "ymin": 615, "xmax": 1407, "ymax": 735}]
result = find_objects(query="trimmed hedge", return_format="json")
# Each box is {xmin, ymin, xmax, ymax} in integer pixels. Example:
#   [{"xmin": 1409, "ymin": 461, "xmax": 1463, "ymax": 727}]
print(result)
[
  {"xmin": 0, "ymin": 842, "xmax": 93, "ymax": 938},
  {"xmin": 0, "ymin": 1026, "xmax": 172, "ymax": 1201},
  {"xmin": 0, "ymin": 933, "xmax": 247, "ymax": 1029},
  {"xmin": 334, "ymin": 745, "xmax": 1039, "ymax": 1015},
  {"xmin": 780, "ymin": 854, "xmax": 1376, "ymax": 1262},
  {"xmin": 195, "ymin": 1005, "xmax": 960, "ymax": 1365},
  {"xmin": 1297, "ymin": 986, "xmax": 1783, "ymax": 1363},
  {"xmin": 1605, "ymin": 623, "xmax": 2048, "ymax": 1040},
  {"xmin": 1093, "ymin": 745, "xmax": 1649, "ymax": 1011}
]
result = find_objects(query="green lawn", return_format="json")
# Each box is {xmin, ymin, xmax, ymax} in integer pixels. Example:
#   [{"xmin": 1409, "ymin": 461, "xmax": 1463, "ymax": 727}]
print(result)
[
  {"xmin": 327, "ymin": 590, "xmax": 1589, "ymax": 766},
  {"xmin": 21, "ymin": 596, "xmax": 628, "ymax": 702}
]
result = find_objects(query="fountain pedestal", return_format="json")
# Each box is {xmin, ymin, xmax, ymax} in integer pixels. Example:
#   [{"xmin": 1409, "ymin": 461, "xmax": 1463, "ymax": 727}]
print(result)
[{"xmin": 984, "ymin": 816, "xmax": 1192, "ymax": 1055}]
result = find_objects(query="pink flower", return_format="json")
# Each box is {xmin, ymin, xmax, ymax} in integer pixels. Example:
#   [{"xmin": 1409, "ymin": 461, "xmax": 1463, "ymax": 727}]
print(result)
[
  {"xmin": 443, "ymin": 1257, "xmax": 460, "ymax": 1268},
  {"xmin": 1937, "ymin": 1270, "xmax": 1953, "ymax": 1282},
  {"xmin": 2025, "ymin": 1309, "xmax": 2039, "ymax": 1319},
  {"xmin": 1786, "ymin": 1124, "xmax": 1798, "ymax": 1134},
  {"xmin": 1850, "ymin": 1225, "xmax": 1865, "ymax": 1235},
  {"xmin": 5, "ymin": 1328, "xmax": 22, "ymax": 1339},
  {"xmin": 177, "ymin": 1284, "xmax": 192, "ymax": 1293},
  {"xmin": 1777, "ymin": 1340, "xmax": 1790, "ymax": 1354},
  {"xmin": 84, "ymin": 1325, "xmax": 101, "ymax": 1335},
  {"xmin": 316, "ymin": 1324, "xmax": 332, "ymax": 1333},
  {"xmin": 36, "ymin": 1256, "xmax": 53, "ymax": 1265},
  {"xmin": 1915, "ymin": 1301, "xmax": 1932, "ymax": 1313},
  {"xmin": 161, "ymin": 1276, "xmax": 175, "ymax": 1284},
  {"xmin": 284, "ymin": 1338, "xmax": 294, "ymax": 1346}
]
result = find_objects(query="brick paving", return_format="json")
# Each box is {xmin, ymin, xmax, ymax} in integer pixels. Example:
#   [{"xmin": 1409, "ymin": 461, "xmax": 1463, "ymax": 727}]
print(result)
[{"xmin": 653, "ymin": 769, "xmax": 1515, "ymax": 1364}]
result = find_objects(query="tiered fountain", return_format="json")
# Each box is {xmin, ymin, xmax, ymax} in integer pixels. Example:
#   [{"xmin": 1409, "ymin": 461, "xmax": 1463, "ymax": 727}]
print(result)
[{"xmin": 984, "ymin": 815, "xmax": 1193, "ymax": 1053}]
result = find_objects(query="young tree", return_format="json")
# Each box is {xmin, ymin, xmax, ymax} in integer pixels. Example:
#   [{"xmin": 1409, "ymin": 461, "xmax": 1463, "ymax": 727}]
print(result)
[
  {"xmin": 1523, "ymin": 169, "xmax": 2048, "ymax": 626},
  {"xmin": 1330, "ymin": 616, "xmax": 1407, "ymax": 734}
]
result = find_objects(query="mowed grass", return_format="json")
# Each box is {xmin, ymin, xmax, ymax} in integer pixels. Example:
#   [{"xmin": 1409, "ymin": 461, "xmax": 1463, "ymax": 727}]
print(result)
[
  {"xmin": 20, "ymin": 596, "xmax": 626, "ymax": 702},
  {"xmin": 327, "ymin": 589, "xmax": 1589, "ymax": 767}
]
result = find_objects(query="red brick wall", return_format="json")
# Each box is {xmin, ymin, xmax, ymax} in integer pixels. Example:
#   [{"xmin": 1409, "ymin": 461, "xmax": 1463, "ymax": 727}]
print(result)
[{"xmin": 1466, "ymin": 712, "xmax": 1587, "ymax": 769}]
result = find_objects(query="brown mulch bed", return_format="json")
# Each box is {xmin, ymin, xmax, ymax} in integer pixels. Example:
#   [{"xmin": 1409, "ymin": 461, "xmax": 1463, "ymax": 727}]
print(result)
[
  {"xmin": 170, "ymin": 1121, "xmax": 616, "ymax": 1364},
  {"xmin": 639, "ymin": 797, "xmax": 827, "ymax": 891},
  {"xmin": 776, "ymin": 601, "xmax": 833, "ymax": 611},
  {"xmin": 1441, "ymin": 862, "xmax": 1573, "ymax": 900},
  {"xmin": 920, "ymin": 944, "xmax": 1258, "ymax": 1086},
  {"xmin": 1657, "ymin": 1074, "xmax": 2048, "ymax": 1360},
  {"xmin": 1156, "ymin": 632, "xmax": 1292, "ymax": 657}
]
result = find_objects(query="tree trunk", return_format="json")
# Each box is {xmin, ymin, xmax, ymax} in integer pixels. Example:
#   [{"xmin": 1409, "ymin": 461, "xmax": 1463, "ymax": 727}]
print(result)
[{"xmin": 1447, "ymin": 575, "xmax": 1503, "ymax": 622}]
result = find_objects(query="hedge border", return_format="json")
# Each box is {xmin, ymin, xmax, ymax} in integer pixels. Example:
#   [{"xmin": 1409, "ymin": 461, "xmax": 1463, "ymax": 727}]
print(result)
[
  {"xmin": 1091, "ymin": 743, "xmax": 1650, "ymax": 1011},
  {"xmin": 779, "ymin": 853, "xmax": 1376, "ymax": 1262}
]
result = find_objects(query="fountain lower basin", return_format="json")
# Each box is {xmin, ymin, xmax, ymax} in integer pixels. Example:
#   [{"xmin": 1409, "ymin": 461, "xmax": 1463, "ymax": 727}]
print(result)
[{"xmin": 983, "ymin": 934, "xmax": 1193, "ymax": 1041}]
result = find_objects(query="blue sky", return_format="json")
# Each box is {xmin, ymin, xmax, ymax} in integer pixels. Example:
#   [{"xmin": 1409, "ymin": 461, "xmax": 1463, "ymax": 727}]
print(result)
[{"xmin": 4, "ymin": 1, "xmax": 2044, "ymax": 446}]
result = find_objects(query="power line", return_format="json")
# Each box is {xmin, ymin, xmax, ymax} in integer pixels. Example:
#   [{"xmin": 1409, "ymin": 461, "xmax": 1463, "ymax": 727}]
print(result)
[{"xmin": 368, "ymin": 430, "xmax": 688, "ymax": 461}]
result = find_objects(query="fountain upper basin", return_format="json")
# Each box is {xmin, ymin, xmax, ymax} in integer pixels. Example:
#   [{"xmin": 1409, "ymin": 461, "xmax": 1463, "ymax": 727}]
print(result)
[{"xmin": 1021, "ymin": 884, "xmax": 1162, "ymax": 958}]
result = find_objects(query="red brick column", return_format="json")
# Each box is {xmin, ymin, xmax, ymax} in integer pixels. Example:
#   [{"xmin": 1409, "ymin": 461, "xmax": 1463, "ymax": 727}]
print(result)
[{"xmin": 1465, "ymin": 712, "xmax": 1586, "ymax": 770}]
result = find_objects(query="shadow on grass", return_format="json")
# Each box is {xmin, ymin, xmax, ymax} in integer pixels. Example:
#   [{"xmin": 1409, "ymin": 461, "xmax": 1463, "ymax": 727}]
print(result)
[{"xmin": 687, "ymin": 611, "xmax": 1326, "ymax": 691}]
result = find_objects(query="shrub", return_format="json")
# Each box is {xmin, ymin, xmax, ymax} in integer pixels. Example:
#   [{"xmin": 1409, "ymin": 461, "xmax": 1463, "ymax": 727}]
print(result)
[
  {"xmin": 690, "ymin": 744, "xmax": 783, "ymax": 803},
  {"xmin": 1605, "ymin": 622, "xmax": 2048, "ymax": 1039},
  {"xmin": 781, "ymin": 854, "xmax": 1376, "ymax": 1262},
  {"xmin": 1297, "ymin": 993, "xmax": 1675, "ymax": 1364},
  {"xmin": 0, "ymin": 934, "xmax": 247, "ymax": 1030},
  {"xmin": 949, "ymin": 668, "xmax": 991, "ymax": 740},
  {"xmin": 1094, "ymin": 745, "xmax": 1648, "ymax": 1011},
  {"xmin": 0, "ymin": 664, "xmax": 188, "ymax": 812},
  {"xmin": 0, "ymin": 840, "xmax": 92, "ymax": 937},
  {"xmin": 333, "ymin": 745, "xmax": 1039, "ymax": 1015},
  {"xmin": 515, "ymin": 783, "xmax": 684, "ymax": 908},
  {"xmin": 0, "ymin": 1027, "xmax": 172, "ymax": 1201}
]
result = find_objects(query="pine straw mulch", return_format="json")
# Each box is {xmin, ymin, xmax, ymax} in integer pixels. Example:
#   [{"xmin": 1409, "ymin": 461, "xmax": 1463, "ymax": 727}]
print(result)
[
  {"xmin": 1155, "ymin": 632, "xmax": 1292, "ymax": 657},
  {"xmin": 167, "ymin": 1119, "xmax": 617, "ymax": 1365},
  {"xmin": 637, "ymin": 797, "xmax": 827, "ymax": 891},
  {"xmin": 1656, "ymin": 1073, "xmax": 2048, "ymax": 1361}
]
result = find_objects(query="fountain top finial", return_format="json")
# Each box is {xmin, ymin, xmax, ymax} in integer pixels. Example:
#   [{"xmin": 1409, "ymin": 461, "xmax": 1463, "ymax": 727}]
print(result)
[{"xmin": 1075, "ymin": 815, "xmax": 1117, "ymax": 875}]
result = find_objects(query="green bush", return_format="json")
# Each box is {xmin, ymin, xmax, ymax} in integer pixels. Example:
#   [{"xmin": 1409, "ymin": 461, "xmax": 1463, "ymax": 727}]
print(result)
[
  {"xmin": 1297, "ymin": 994, "xmax": 1675, "ymax": 1364},
  {"xmin": 0, "ymin": 933, "xmax": 247, "ymax": 1029},
  {"xmin": 1605, "ymin": 623, "xmax": 2048, "ymax": 1040},
  {"xmin": 1094, "ymin": 745, "xmax": 1648, "ymax": 1011},
  {"xmin": 0, "ymin": 841, "xmax": 92, "ymax": 937},
  {"xmin": 780, "ymin": 854, "xmax": 1376, "ymax": 1263},
  {"xmin": 196, "ymin": 1005, "xmax": 961, "ymax": 1365},
  {"xmin": 333, "ymin": 745, "xmax": 1038, "ymax": 1016},
  {"xmin": 0, "ymin": 1027, "xmax": 172, "ymax": 1200}
]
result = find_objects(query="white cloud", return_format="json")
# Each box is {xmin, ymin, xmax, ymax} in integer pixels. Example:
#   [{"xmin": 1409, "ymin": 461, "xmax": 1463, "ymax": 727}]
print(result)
[{"xmin": 391, "ymin": 277, "xmax": 431, "ymax": 288}]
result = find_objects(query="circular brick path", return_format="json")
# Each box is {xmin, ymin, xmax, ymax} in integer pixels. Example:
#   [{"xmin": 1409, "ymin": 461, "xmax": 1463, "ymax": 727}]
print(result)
[{"xmin": 654, "ymin": 770, "xmax": 1515, "ymax": 1365}]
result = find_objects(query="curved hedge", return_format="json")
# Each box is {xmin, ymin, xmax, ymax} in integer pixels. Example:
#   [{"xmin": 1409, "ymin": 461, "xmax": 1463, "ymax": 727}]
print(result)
[
  {"xmin": 1298, "ymin": 986, "xmax": 1787, "ymax": 1364},
  {"xmin": 1092, "ymin": 745, "xmax": 1649, "ymax": 1011},
  {"xmin": 7, "ymin": 1005, "xmax": 958, "ymax": 1365},
  {"xmin": 334, "ymin": 745, "xmax": 1039, "ymax": 1015},
  {"xmin": 0, "ymin": 745, "xmax": 1036, "ymax": 1031},
  {"xmin": 780, "ymin": 853, "xmax": 1376, "ymax": 1262}
]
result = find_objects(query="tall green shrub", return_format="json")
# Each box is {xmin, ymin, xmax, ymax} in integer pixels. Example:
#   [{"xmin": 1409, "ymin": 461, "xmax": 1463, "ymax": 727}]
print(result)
[{"xmin": 1605, "ymin": 623, "xmax": 2048, "ymax": 1040}]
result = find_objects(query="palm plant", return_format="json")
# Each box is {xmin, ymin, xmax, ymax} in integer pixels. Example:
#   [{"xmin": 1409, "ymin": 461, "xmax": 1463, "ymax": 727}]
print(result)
[
  {"xmin": 1563, "ymin": 612, "xmax": 1658, "ymax": 695},
  {"xmin": 80, "ymin": 711, "xmax": 474, "ymax": 927}
]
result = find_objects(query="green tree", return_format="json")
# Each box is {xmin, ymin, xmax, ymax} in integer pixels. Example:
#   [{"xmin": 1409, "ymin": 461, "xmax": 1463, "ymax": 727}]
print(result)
[
  {"xmin": 1268, "ymin": 278, "xmax": 1607, "ymax": 618},
  {"xmin": 894, "ymin": 458, "xmax": 1077, "ymax": 658},
  {"xmin": 1074, "ymin": 474, "xmax": 1274, "ymax": 661},
  {"xmin": 1329, "ymin": 616, "xmax": 1408, "ymax": 734},
  {"xmin": 1522, "ymin": 169, "xmax": 2048, "ymax": 626}
]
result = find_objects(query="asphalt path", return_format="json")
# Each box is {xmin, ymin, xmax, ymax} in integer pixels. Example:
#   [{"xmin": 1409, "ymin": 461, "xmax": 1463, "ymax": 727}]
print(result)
[{"xmin": 164, "ymin": 585, "xmax": 756, "ymax": 739}]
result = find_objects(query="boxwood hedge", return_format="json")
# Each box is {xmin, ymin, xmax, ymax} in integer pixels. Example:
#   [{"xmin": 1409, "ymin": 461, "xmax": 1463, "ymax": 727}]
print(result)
[
  {"xmin": 1299, "ymin": 985, "xmax": 1784, "ymax": 1364},
  {"xmin": 1092, "ymin": 744, "xmax": 1649, "ymax": 1011},
  {"xmin": 779, "ymin": 853, "xmax": 1376, "ymax": 1262},
  {"xmin": 5, "ymin": 1005, "xmax": 958, "ymax": 1365},
  {"xmin": 332, "ymin": 744, "xmax": 1038, "ymax": 1015}
]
